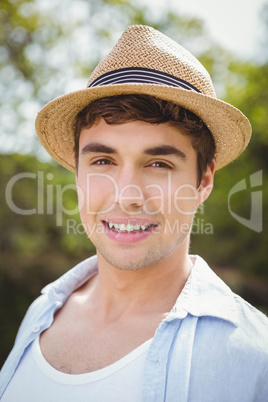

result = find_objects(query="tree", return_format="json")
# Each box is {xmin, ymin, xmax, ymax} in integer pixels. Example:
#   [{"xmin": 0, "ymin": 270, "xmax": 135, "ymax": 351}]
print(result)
[{"xmin": 0, "ymin": 0, "xmax": 227, "ymax": 155}]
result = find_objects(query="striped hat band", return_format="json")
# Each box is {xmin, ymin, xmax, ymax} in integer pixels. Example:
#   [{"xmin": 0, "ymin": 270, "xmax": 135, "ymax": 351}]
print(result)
[{"xmin": 88, "ymin": 67, "xmax": 202, "ymax": 93}]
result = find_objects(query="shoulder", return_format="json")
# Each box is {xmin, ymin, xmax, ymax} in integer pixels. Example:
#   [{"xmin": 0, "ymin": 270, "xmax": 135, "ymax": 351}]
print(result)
[
  {"xmin": 188, "ymin": 256, "xmax": 268, "ymax": 364},
  {"xmin": 186, "ymin": 292, "xmax": 268, "ymax": 400},
  {"xmin": 232, "ymin": 293, "xmax": 268, "ymax": 354},
  {"xmin": 16, "ymin": 255, "xmax": 98, "ymax": 342},
  {"xmin": 15, "ymin": 293, "xmax": 52, "ymax": 343},
  {"xmin": 195, "ymin": 292, "xmax": 268, "ymax": 370}
]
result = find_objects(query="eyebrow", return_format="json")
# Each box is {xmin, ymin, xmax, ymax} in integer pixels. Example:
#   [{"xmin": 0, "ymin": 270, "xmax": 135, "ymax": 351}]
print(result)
[
  {"xmin": 80, "ymin": 142, "xmax": 186, "ymax": 159},
  {"xmin": 81, "ymin": 143, "xmax": 116, "ymax": 155},
  {"xmin": 144, "ymin": 145, "xmax": 186, "ymax": 159}
]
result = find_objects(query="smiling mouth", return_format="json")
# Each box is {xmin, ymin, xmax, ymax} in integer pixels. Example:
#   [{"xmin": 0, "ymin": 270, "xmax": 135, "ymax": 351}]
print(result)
[{"xmin": 103, "ymin": 221, "xmax": 157, "ymax": 233}]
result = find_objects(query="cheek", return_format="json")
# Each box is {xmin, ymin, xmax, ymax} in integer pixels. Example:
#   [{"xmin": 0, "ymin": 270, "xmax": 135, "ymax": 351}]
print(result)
[
  {"xmin": 76, "ymin": 174, "xmax": 118, "ymax": 215},
  {"xmin": 143, "ymin": 184, "xmax": 166, "ymax": 215},
  {"xmin": 172, "ymin": 183, "xmax": 199, "ymax": 215},
  {"xmin": 143, "ymin": 175, "xmax": 198, "ymax": 216}
]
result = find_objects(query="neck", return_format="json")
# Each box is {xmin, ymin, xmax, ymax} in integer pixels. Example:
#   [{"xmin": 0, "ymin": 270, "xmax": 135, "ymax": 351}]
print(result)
[{"xmin": 84, "ymin": 244, "xmax": 193, "ymax": 321}]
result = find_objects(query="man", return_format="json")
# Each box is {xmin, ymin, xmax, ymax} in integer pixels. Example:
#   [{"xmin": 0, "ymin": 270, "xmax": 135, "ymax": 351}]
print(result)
[{"xmin": 1, "ymin": 25, "xmax": 267, "ymax": 401}]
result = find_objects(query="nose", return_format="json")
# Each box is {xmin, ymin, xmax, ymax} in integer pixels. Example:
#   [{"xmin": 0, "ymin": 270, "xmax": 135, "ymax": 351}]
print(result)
[{"xmin": 114, "ymin": 167, "xmax": 145, "ymax": 213}]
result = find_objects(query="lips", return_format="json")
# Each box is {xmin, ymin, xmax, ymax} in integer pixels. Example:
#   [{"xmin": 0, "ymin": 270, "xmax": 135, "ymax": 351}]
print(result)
[{"xmin": 100, "ymin": 219, "xmax": 158, "ymax": 243}]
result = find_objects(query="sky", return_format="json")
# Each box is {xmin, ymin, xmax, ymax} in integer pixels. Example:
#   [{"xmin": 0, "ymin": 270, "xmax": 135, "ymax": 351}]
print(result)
[{"xmin": 169, "ymin": 0, "xmax": 267, "ymax": 59}]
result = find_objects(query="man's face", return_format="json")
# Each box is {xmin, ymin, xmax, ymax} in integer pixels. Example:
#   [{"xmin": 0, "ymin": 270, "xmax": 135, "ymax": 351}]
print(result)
[{"xmin": 76, "ymin": 118, "xmax": 214, "ymax": 271}]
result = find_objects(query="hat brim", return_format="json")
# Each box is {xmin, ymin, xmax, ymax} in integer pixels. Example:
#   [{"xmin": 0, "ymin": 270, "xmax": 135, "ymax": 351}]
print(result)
[{"xmin": 35, "ymin": 83, "xmax": 251, "ymax": 171}]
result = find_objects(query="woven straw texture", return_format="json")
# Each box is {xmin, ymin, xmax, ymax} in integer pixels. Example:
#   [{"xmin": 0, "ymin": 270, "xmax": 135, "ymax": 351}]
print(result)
[{"xmin": 35, "ymin": 25, "xmax": 251, "ymax": 172}]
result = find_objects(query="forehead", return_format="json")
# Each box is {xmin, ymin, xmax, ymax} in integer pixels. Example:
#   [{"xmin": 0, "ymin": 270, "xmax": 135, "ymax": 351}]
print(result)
[{"xmin": 79, "ymin": 118, "xmax": 194, "ymax": 153}]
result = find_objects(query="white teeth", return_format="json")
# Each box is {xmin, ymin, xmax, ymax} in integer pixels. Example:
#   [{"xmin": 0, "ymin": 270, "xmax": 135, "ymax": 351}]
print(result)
[{"xmin": 107, "ymin": 222, "xmax": 152, "ymax": 232}]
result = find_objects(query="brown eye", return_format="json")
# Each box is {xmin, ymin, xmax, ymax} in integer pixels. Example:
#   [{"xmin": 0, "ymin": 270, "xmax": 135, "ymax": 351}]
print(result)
[
  {"xmin": 150, "ymin": 161, "xmax": 171, "ymax": 169},
  {"xmin": 94, "ymin": 159, "xmax": 113, "ymax": 165}
]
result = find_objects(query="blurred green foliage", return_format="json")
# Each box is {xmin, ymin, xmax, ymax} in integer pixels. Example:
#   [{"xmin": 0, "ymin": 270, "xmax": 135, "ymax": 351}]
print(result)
[
  {"xmin": 0, "ymin": 155, "xmax": 95, "ymax": 364},
  {"xmin": 0, "ymin": 0, "xmax": 267, "ymax": 366}
]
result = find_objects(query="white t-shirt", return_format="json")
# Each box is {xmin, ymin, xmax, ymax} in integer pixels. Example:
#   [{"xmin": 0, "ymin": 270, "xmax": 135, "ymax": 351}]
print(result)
[{"xmin": 2, "ymin": 336, "xmax": 152, "ymax": 402}]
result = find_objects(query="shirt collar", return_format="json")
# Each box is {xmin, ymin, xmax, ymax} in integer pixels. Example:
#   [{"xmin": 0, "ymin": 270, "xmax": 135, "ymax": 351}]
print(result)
[
  {"xmin": 41, "ymin": 255, "xmax": 98, "ymax": 302},
  {"xmin": 41, "ymin": 254, "xmax": 239, "ymax": 327},
  {"xmin": 169, "ymin": 255, "xmax": 239, "ymax": 327}
]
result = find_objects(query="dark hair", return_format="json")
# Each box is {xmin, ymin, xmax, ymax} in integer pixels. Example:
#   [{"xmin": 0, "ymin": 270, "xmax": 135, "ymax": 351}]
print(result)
[{"xmin": 74, "ymin": 95, "xmax": 215, "ymax": 186}]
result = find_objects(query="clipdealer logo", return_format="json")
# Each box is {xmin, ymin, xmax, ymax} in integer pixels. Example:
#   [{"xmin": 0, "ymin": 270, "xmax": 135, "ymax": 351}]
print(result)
[
  {"xmin": 228, "ymin": 170, "xmax": 263, "ymax": 233},
  {"xmin": 4, "ymin": 170, "xmax": 263, "ymax": 233}
]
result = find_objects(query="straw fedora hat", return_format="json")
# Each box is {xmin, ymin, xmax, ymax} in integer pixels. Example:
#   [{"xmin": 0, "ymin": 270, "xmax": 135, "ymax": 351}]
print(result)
[{"xmin": 35, "ymin": 25, "xmax": 251, "ymax": 171}]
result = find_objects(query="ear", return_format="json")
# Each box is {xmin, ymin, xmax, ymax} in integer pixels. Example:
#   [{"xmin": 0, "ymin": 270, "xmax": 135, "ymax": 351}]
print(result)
[{"xmin": 197, "ymin": 159, "xmax": 216, "ymax": 205}]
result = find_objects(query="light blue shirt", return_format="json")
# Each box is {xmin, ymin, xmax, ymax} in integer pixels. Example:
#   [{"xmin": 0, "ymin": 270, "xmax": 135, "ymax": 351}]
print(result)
[{"xmin": 1, "ymin": 255, "xmax": 268, "ymax": 401}]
